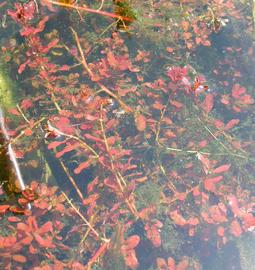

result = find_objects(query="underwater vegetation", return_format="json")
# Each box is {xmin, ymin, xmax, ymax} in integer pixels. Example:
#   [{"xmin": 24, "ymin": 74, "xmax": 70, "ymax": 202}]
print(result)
[{"xmin": 0, "ymin": 0, "xmax": 255, "ymax": 269}]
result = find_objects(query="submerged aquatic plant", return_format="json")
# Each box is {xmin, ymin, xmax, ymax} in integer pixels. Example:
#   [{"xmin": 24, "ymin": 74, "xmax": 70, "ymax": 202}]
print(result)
[{"xmin": 0, "ymin": 0, "xmax": 254, "ymax": 269}]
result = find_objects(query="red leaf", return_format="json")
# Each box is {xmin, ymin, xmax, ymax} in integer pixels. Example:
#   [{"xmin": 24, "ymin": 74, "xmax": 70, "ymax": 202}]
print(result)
[
  {"xmin": 9, "ymin": 205, "xmax": 27, "ymax": 215},
  {"xmin": 220, "ymin": 94, "xmax": 230, "ymax": 105},
  {"xmin": 88, "ymin": 242, "xmax": 108, "ymax": 269},
  {"xmin": 212, "ymin": 164, "xmax": 231, "ymax": 174},
  {"xmin": 0, "ymin": 205, "xmax": 10, "ymax": 214},
  {"xmin": 176, "ymin": 258, "xmax": 189, "ymax": 270},
  {"xmin": 135, "ymin": 176, "xmax": 148, "ymax": 183},
  {"xmin": 240, "ymin": 94, "xmax": 254, "ymax": 105},
  {"xmin": 1, "ymin": 235, "xmax": 17, "ymax": 247},
  {"xmin": 168, "ymin": 257, "xmax": 176, "ymax": 270},
  {"xmin": 224, "ymin": 119, "xmax": 240, "ymax": 131},
  {"xmin": 84, "ymin": 133, "xmax": 103, "ymax": 143},
  {"xmin": 14, "ymin": 149, "xmax": 24, "ymax": 159},
  {"xmin": 169, "ymin": 210, "xmax": 186, "ymax": 226},
  {"xmin": 202, "ymin": 93, "xmax": 214, "ymax": 113},
  {"xmin": 55, "ymin": 143, "xmax": 79, "ymax": 158},
  {"xmin": 104, "ymin": 177, "xmax": 118, "ymax": 190},
  {"xmin": 40, "ymin": 38, "xmax": 59, "ymax": 53},
  {"xmin": 152, "ymin": 101, "xmax": 164, "ymax": 110},
  {"xmin": 37, "ymin": 221, "xmax": 53, "ymax": 235},
  {"xmin": 170, "ymin": 100, "xmax": 183, "ymax": 108},
  {"xmin": 82, "ymin": 194, "xmax": 99, "ymax": 205},
  {"xmin": 230, "ymin": 220, "xmax": 242, "ymax": 237},
  {"xmin": 231, "ymin": 84, "xmax": 246, "ymax": 98},
  {"xmin": 123, "ymin": 249, "xmax": 139, "ymax": 270},
  {"xmin": 58, "ymin": 64, "xmax": 69, "ymax": 71},
  {"xmin": 243, "ymin": 213, "xmax": 255, "ymax": 230},
  {"xmin": 20, "ymin": 99, "xmax": 33, "ymax": 110},
  {"xmin": 213, "ymin": 119, "xmax": 224, "ymax": 129},
  {"xmin": 17, "ymin": 222, "xmax": 29, "ymax": 231},
  {"xmin": 124, "ymin": 235, "xmax": 140, "ymax": 250},
  {"xmin": 199, "ymin": 140, "xmax": 207, "ymax": 148},
  {"xmin": 87, "ymin": 177, "xmax": 99, "ymax": 193},
  {"xmin": 145, "ymin": 222, "xmax": 162, "ymax": 247},
  {"xmin": 227, "ymin": 195, "xmax": 240, "ymax": 216},
  {"xmin": 164, "ymin": 130, "xmax": 176, "ymax": 138},
  {"xmin": 22, "ymin": 188, "xmax": 37, "ymax": 201},
  {"xmin": 8, "ymin": 108, "xmax": 20, "ymax": 116},
  {"xmin": 54, "ymin": 116, "xmax": 74, "ymax": 134},
  {"xmin": 107, "ymin": 51, "xmax": 118, "ymax": 69},
  {"xmin": 166, "ymin": 47, "xmax": 174, "ymax": 53},
  {"xmin": 7, "ymin": 216, "xmax": 21, "ymax": 222},
  {"xmin": 217, "ymin": 226, "xmax": 225, "ymax": 237},
  {"xmin": 109, "ymin": 149, "xmax": 132, "ymax": 158},
  {"xmin": 175, "ymin": 192, "xmax": 187, "ymax": 201},
  {"xmin": 209, "ymin": 205, "xmax": 228, "ymax": 223},
  {"xmin": 29, "ymin": 244, "xmax": 38, "ymax": 254},
  {"xmin": 157, "ymin": 258, "xmax": 167, "ymax": 269},
  {"xmin": 193, "ymin": 186, "xmax": 200, "ymax": 197},
  {"xmin": 151, "ymin": 230, "xmax": 161, "ymax": 247},
  {"xmin": 105, "ymin": 119, "xmax": 117, "ymax": 130},
  {"xmin": 20, "ymin": 235, "xmax": 33, "ymax": 245},
  {"xmin": 135, "ymin": 114, "xmax": 147, "ymax": 131},
  {"xmin": 34, "ymin": 234, "xmax": 55, "ymax": 248},
  {"xmin": 74, "ymin": 159, "xmax": 92, "ymax": 174},
  {"xmin": 24, "ymin": 128, "xmax": 33, "ymax": 136},
  {"xmin": 163, "ymin": 117, "xmax": 173, "ymax": 125},
  {"xmin": 20, "ymin": 16, "xmax": 49, "ymax": 36},
  {"xmin": 187, "ymin": 217, "xmax": 199, "ymax": 226},
  {"xmin": 47, "ymin": 140, "xmax": 65, "ymax": 149},
  {"xmin": 197, "ymin": 153, "xmax": 211, "ymax": 174},
  {"xmin": 12, "ymin": 254, "xmax": 27, "ymax": 263},
  {"xmin": 204, "ymin": 176, "xmax": 223, "ymax": 192},
  {"xmin": 166, "ymin": 66, "xmax": 188, "ymax": 83},
  {"xmin": 18, "ymin": 60, "xmax": 30, "ymax": 74}
]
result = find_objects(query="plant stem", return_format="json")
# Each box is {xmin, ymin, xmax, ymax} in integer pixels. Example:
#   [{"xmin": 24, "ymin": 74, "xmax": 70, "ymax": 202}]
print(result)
[
  {"xmin": 70, "ymin": 28, "xmax": 133, "ymax": 113},
  {"xmin": 47, "ymin": 120, "xmax": 99, "ymax": 159},
  {"xmin": 58, "ymin": 159, "xmax": 84, "ymax": 201},
  {"xmin": 62, "ymin": 191, "xmax": 109, "ymax": 242},
  {"xmin": 47, "ymin": 0, "xmax": 134, "ymax": 22},
  {"xmin": 99, "ymin": 104, "xmax": 139, "ymax": 218}
]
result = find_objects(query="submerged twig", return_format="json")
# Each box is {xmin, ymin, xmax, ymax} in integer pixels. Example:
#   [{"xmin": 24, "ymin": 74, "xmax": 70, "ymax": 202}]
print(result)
[
  {"xmin": 46, "ymin": 120, "xmax": 99, "ymax": 159},
  {"xmin": 0, "ymin": 117, "xmax": 45, "ymax": 152},
  {"xmin": 69, "ymin": 28, "xmax": 133, "ymax": 113},
  {"xmin": 58, "ymin": 159, "xmax": 84, "ymax": 201},
  {"xmin": 47, "ymin": 0, "xmax": 134, "ymax": 22},
  {"xmin": 62, "ymin": 191, "xmax": 109, "ymax": 242},
  {"xmin": 198, "ymin": 117, "xmax": 229, "ymax": 151},
  {"xmin": 99, "ymin": 104, "xmax": 139, "ymax": 218},
  {"xmin": 97, "ymin": 0, "xmax": 105, "ymax": 11},
  {"xmin": 16, "ymin": 104, "xmax": 30, "ymax": 123}
]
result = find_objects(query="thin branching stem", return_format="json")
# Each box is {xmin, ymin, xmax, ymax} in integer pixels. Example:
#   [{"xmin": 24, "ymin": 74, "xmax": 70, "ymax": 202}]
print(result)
[
  {"xmin": 47, "ymin": 0, "xmax": 134, "ymax": 22},
  {"xmin": 47, "ymin": 120, "xmax": 99, "ymax": 159},
  {"xmin": 70, "ymin": 28, "xmax": 133, "ymax": 113},
  {"xmin": 99, "ymin": 104, "xmax": 139, "ymax": 218},
  {"xmin": 58, "ymin": 159, "xmax": 84, "ymax": 201},
  {"xmin": 62, "ymin": 191, "xmax": 109, "ymax": 242}
]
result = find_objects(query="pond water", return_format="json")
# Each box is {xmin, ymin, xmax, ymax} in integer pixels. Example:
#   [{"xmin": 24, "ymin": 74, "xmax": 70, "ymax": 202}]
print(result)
[{"xmin": 0, "ymin": 1, "xmax": 255, "ymax": 269}]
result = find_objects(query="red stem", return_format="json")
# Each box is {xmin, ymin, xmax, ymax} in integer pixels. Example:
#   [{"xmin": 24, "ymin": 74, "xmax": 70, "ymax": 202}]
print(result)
[{"xmin": 45, "ymin": 0, "xmax": 134, "ymax": 22}]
